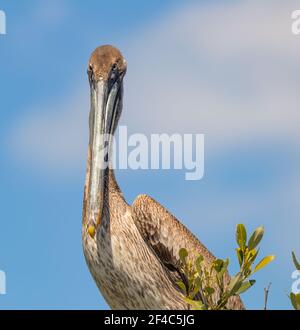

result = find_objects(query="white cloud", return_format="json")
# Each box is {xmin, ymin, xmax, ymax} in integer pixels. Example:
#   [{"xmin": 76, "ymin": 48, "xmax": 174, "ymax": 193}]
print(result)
[
  {"xmin": 9, "ymin": 0, "xmax": 300, "ymax": 171},
  {"xmin": 123, "ymin": 0, "xmax": 300, "ymax": 143}
]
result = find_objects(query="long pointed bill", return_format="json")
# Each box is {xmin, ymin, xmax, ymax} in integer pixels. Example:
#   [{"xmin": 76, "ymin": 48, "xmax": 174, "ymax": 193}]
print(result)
[{"xmin": 86, "ymin": 79, "xmax": 120, "ymax": 237}]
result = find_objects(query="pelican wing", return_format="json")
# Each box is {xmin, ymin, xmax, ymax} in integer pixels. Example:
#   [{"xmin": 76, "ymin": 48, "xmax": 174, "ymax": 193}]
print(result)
[{"xmin": 132, "ymin": 194, "xmax": 245, "ymax": 310}]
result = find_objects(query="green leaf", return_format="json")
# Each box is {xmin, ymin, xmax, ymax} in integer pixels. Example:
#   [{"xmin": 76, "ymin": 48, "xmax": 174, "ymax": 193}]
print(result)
[
  {"xmin": 184, "ymin": 297, "xmax": 206, "ymax": 310},
  {"xmin": 236, "ymin": 248, "xmax": 244, "ymax": 267},
  {"xmin": 296, "ymin": 294, "xmax": 300, "ymax": 310},
  {"xmin": 218, "ymin": 258, "xmax": 229, "ymax": 282},
  {"xmin": 195, "ymin": 255, "xmax": 204, "ymax": 274},
  {"xmin": 253, "ymin": 255, "xmax": 275, "ymax": 273},
  {"xmin": 290, "ymin": 293, "xmax": 297, "ymax": 310},
  {"xmin": 227, "ymin": 274, "xmax": 243, "ymax": 295},
  {"xmin": 177, "ymin": 281, "xmax": 187, "ymax": 294},
  {"xmin": 292, "ymin": 252, "xmax": 300, "ymax": 271},
  {"xmin": 213, "ymin": 259, "xmax": 224, "ymax": 273},
  {"xmin": 248, "ymin": 248, "xmax": 259, "ymax": 264},
  {"xmin": 243, "ymin": 267, "xmax": 252, "ymax": 278},
  {"xmin": 179, "ymin": 248, "xmax": 188, "ymax": 263},
  {"xmin": 248, "ymin": 226, "xmax": 264, "ymax": 250},
  {"xmin": 290, "ymin": 293, "xmax": 300, "ymax": 310},
  {"xmin": 235, "ymin": 280, "xmax": 256, "ymax": 295},
  {"xmin": 236, "ymin": 224, "xmax": 247, "ymax": 248},
  {"xmin": 190, "ymin": 277, "xmax": 202, "ymax": 298},
  {"xmin": 204, "ymin": 286, "xmax": 215, "ymax": 296},
  {"xmin": 188, "ymin": 275, "xmax": 196, "ymax": 290}
]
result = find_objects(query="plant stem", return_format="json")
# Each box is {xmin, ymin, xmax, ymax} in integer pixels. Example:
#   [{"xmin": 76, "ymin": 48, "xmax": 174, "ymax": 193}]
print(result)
[{"xmin": 263, "ymin": 282, "xmax": 272, "ymax": 310}]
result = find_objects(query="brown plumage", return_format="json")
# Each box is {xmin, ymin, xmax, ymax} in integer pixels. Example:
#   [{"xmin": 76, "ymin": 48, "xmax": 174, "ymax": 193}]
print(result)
[{"xmin": 82, "ymin": 45, "xmax": 245, "ymax": 310}]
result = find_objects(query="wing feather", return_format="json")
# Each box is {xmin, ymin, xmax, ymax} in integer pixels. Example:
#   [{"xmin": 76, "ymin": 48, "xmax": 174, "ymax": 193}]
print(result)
[{"xmin": 132, "ymin": 194, "xmax": 245, "ymax": 310}]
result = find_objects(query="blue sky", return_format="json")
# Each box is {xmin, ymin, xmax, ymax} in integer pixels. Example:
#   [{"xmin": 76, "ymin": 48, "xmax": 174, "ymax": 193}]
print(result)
[{"xmin": 0, "ymin": 0, "xmax": 300, "ymax": 309}]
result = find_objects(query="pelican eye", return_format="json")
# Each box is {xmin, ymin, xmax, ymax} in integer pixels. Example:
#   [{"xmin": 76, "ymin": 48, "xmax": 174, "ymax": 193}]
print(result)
[
  {"xmin": 111, "ymin": 63, "xmax": 118, "ymax": 71},
  {"xmin": 109, "ymin": 63, "xmax": 119, "ymax": 87},
  {"xmin": 88, "ymin": 65, "xmax": 94, "ymax": 80}
]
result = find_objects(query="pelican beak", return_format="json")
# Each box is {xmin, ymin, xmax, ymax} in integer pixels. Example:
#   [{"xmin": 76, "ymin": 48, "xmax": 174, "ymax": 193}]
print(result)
[{"xmin": 86, "ymin": 69, "xmax": 123, "ymax": 237}]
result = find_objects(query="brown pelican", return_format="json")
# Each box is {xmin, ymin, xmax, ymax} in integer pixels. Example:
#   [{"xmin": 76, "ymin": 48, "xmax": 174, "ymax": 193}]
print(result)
[{"xmin": 82, "ymin": 45, "xmax": 244, "ymax": 310}]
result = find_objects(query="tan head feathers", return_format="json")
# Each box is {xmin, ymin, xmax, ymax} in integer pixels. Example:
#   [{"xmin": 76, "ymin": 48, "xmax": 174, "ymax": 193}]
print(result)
[{"xmin": 88, "ymin": 45, "xmax": 127, "ymax": 81}]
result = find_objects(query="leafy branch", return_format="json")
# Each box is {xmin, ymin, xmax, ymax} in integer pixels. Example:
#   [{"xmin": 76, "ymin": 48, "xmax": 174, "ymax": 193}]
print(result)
[
  {"xmin": 177, "ymin": 224, "xmax": 275, "ymax": 310},
  {"xmin": 290, "ymin": 252, "xmax": 300, "ymax": 310}
]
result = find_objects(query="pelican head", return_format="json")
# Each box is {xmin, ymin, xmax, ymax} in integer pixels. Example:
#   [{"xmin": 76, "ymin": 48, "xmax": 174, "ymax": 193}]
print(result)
[{"xmin": 85, "ymin": 45, "xmax": 127, "ymax": 237}]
